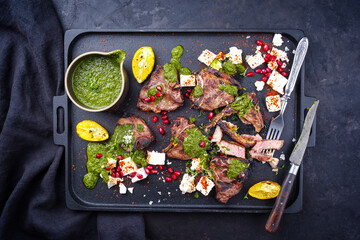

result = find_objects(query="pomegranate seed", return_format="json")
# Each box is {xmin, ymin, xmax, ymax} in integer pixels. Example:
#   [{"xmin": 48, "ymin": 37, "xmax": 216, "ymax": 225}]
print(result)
[
  {"xmin": 129, "ymin": 172, "xmax": 136, "ymax": 178},
  {"xmin": 150, "ymin": 95, "xmax": 155, "ymax": 101},
  {"xmin": 116, "ymin": 155, "xmax": 123, "ymax": 160},
  {"xmin": 265, "ymin": 72, "xmax": 271, "ymax": 77},
  {"xmin": 172, "ymin": 174, "xmax": 177, "ymax": 180},
  {"xmin": 208, "ymin": 136, "xmax": 212, "ymax": 140},
  {"xmin": 158, "ymin": 165, "xmax": 163, "ymax": 170},
  {"xmin": 185, "ymin": 92, "xmax": 190, "ymax": 98},
  {"xmin": 281, "ymin": 71, "xmax": 288, "ymax": 77},
  {"xmin": 174, "ymin": 170, "xmax": 181, "ymax": 176},
  {"xmin": 265, "ymin": 53, "xmax": 271, "ymax": 59},
  {"xmin": 266, "ymin": 67, "xmax": 272, "ymax": 73},
  {"xmin": 262, "ymin": 44, "xmax": 269, "ymax": 52},
  {"xmin": 208, "ymin": 112, "xmax": 214, "ymax": 120},
  {"xmin": 168, "ymin": 167, "xmax": 174, "ymax": 173},
  {"xmin": 156, "ymin": 85, "xmax": 162, "ymax": 91},
  {"xmin": 220, "ymin": 152, "xmax": 225, "ymax": 156},
  {"xmin": 116, "ymin": 172, "xmax": 120, "ymax": 178},
  {"xmin": 137, "ymin": 174, "xmax": 143, "ymax": 179},
  {"xmin": 256, "ymin": 40, "xmax": 263, "ymax": 46},
  {"xmin": 262, "ymin": 76, "xmax": 267, "ymax": 82},
  {"xmin": 96, "ymin": 153, "xmax": 102, "ymax": 158},
  {"xmin": 187, "ymin": 89, "xmax": 192, "ymax": 93},
  {"xmin": 151, "ymin": 169, "xmax": 158, "ymax": 174},
  {"xmin": 143, "ymin": 97, "xmax": 151, "ymax": 102},
  {"xmin": 111, "ymin": 173, "xmax": 116, "ymax": 177},
  {"xmin": 261, "ymin": 69, "xmax": 267, "ymax": 74},
  {"xmin": 159, "ymin": 127, "xmax": 165, "ymax": 135},
  {"xmin": 165, "ymin": 177, "xmax": 172, "ymax": 182},
  {"xmin": 112, "ymin": 168, "xmax": 116, "ymax": 173},
  {"xmin": 278, "ymin": 67, "xmax": 284, "ymax": 73},
  {"xmin": 270, "ymin": 56, "xmax": 277, "ymax": 62},
  {"xmin": 152, "ymin": 116, "xmax": 158, "ymax": 123},
  {"xmin": 247, "ymin": 72, "xmax": 254, "ymax": 77},
  {"xmin": 156, "ymin": 91, "xmax": 162, "ymax": 97},
  {"xmin": 161, "ymin": 115, "xmax": 168, "ymax": 120},
  {"xmin": 120, "ymin": 171, "xmax": 124, "ymax": 177},
  {"xmin": 146, "ymin": 165, "xmax": 153, "ymax": 170},
  {"xmin": 117, "ymin": 166, "xmax": 121, "ymax": 172},
  {"xmin": 163, "ymin": 119, "xmax": 170, "ymax": 124},
  {"xmin": 161, "ymin": 111, "xmax": 167, "ymax": 115},
  {"xmin": 264, "ymin": 57, "xmax": 270, "ymax": 63},
  {"xmin": 277, "ymin": 60, "xmax": 283, "ymax": 66},
  {"xmin": 145, "ymin": 168, "xmax": 150, "ymax": 174},
  {"xmin": 200, "ymin": 141, "xmax": 205, "ymax": 148},
  {"xmin": 255, "ymin": 68, "xmax": 262, "ymax": 73},
  {"xmin": 105, "ymin": 167, "xmax": 110, "ymax": 171}
]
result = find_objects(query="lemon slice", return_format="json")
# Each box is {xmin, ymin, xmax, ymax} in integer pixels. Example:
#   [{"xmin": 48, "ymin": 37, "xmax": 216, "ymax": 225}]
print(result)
[
  {"xmin": 76, "ymin": 120, "xmax": 109, "ymax": 142},
  {"xmin": 132, "ymin": 46, "xmax": 155, "ymax": 83},
  {"xmin": 248, "ymin": 181, "xmax": 281, "ymax": 200}
]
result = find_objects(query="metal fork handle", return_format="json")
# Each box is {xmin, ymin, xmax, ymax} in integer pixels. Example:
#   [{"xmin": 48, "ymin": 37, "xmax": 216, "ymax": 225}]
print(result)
[{"xmin": 284, "ymin": 37, "xmax": 309, "ymax": 98}]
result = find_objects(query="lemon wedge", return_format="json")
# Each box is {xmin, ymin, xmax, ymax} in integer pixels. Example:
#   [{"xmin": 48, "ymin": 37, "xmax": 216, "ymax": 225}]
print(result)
[
  {"xmin": 248, "ymin": 181, "xmax": 281, "ymax": 200},
  {"xmin": 132, "ymin": 46, "xmax": 155, "ymax": 83},
  {"xmin": 76, "ymin": 120, "xmax": 109, "ymax": 142}
]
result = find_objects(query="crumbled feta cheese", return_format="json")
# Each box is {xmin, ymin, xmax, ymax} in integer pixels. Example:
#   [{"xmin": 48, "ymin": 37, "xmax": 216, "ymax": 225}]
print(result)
[
  {"xmin": 118, "ymin": 157, "xmax": 138, "ymax": 176},
  {"xmin": 167, "ymin": 160, "xmax": 172, "ymax": 165},
  {"xmin": 190, "ymin": 158, "xmax": 203, "ymax": 171},
  {"xmin": 272, "ymin": 33, "xmax": 283, "ymax": 47},
  {"xmin": 158, "ymin": 200, "xmax": 161, "ymax": 203},
  {"xmin": 255, "ymin": 45, "xmax": 261, "ymax": 54},
  {"xmin": 245, "ymin": 52, "xmax": 265, "ymax": 69},
  {"xmin": 198, "ymin": 49, "xmax": 217, "ymax": 66},
  {"xmin": 267, "ymin": 70, "xmax": 288, "ymax": 94},
  {"xmin": 281, "ymin": 63, "xmax": 287, "ymax": 68},
  {"xmin": 180, "ymin": 74, "xmax": 196, "ymax": 87},
  {"xmin": 268, "ymin": 61, "xmax": 278, "ymax": 70},
  {"xmin": 268, "ymin": 157, "xmax": 279, "ymax": 168},
  {"xmin": 123, "ymin": 134, "xmax": 133, "ymax": 145},
  {"xmin": 272, "ymin": 168, "xmax": 279, "ymax": 172},
  {"xmin": 107, "ymin": 176, "xmax": 119, "ymax": 189},
  {"xmin": 149, "ymin": 201, "xmax": 153, "ymax": 205},
  {"xmin": 265, "ymin": 95, "xmax": 281, "ymax": 112},
  {"xmin": 246, "ymin": 35, "xmax": 250, "ymax": 39},
  {"xmin": 271, "ymin": 47, "xmax": 289, "ymax": 62},
  {"xmin": 158, "ymin": 191, "xmax": 161, "ymax": 195},
  {"xmin": 131, "ymin": 167, "xmax": 148, "ymax": 183},
  {"xmin": 128, "ymin": 187, "xmax": 134, "ymax": 194},
  {"xmin": 105, "ymin": 158, "xmax": 117, "ymax": 169},
  {"xmin": 255, "ymin": 81, "xmax": 265, "ymax": 91},
  {"xmin": 292, "ymin": 50, "xmax": 296, "ymax": 54},
  {"xmin": 147, "ymin": 150, "xmax": 166, "ymax": 165},
  {"xmin": 280, "ymin": 154, "xmax": 286, "ymax": 161},
  {"xmin": 226, "ymin": 47, "xmax": 243, "ymax": 64},
  {"xmin": 285, "ymin": 46, "xmax": 289, "ymax": 52},
  {"xmin": 292, "ymin": 138, "xmax": 296, "ymax": 142},
  {"xmin": 179, "ymin": 173, "xmax": 196, "ymax": 194},
  {"xmin": 119, "ymin": 183, "xmax": 127, "ymax": 194},
  {"xmin": 196, "ymin": 176, "xmax": 215, "ymax": 196}
]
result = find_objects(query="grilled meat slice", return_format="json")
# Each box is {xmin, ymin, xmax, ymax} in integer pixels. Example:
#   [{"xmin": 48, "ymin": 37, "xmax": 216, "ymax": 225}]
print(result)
[
  {"xmin": 137, "ymin": 65, "xmax": 183, "ymax": 113},
  {"xmin": 217, "ymin": 120, "xmax": 262, "ymax": 148},
  {"xmin": 248, "ymin": 150, "xmax": 272, "ymax": 162},
  {"xmin": 211, "ymin": 126, "xmax": 223, "ymax": 143},
  {"xmin": 189, "ymin": 68, "xmax": 241, "ymax": 111},
  {"xmin": 205, "ymin": 106, "xmax": 237, "ymax": 131},
  {"xmin": 239, "ymin": 93, "xmax": 264, "ymax": 132},
  {"xmin": 163, "ymin": 117, "xmax": 195, "ymax": 160},
  {"xmin": 116, "ymin": 116, "xmax": 155, "ymax": 150},
  {"xmin": 210, "ymin": 156, "xmax": 249, "ymax": 204},
  {"xmin": 217, "ymin": 140, "xmax": 245, "ymax": 159},
  {"xmin": 251, "ymin": 139, "xmax": 284, "ymax": 152}
]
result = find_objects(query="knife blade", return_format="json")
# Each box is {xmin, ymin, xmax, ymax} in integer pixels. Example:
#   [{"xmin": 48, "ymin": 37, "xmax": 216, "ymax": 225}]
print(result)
[{"xmin": 265, "ymin": 100, "xmax": 319, "ymax": 233}]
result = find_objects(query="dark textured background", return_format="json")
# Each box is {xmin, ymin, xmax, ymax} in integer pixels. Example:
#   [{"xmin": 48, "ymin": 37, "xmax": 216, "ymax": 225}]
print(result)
[{"xmin": 1, "ymin": 0, "xmax": 359, "ymax": 239}]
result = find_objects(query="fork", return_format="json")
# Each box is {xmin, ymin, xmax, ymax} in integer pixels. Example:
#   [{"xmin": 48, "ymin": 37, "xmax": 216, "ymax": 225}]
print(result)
[{"xmin": 265, "ymin": 37, "xmax": 309, "ymax": 155}]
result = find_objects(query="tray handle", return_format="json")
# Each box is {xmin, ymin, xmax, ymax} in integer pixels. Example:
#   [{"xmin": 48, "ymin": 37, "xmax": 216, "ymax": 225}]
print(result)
[
  {"xmin": 53, "ymin": 94, "xmax": 68, "ymax": 146},
  {"xmin": 301, "ymin": 95, "xmax": 317, "ymax": 147}
]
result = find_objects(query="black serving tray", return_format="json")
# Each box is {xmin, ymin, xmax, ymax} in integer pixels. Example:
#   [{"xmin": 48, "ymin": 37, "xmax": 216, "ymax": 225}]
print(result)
[{"xmin": 53, "ymin": 29, "xmax": 316, "ymax": 213}]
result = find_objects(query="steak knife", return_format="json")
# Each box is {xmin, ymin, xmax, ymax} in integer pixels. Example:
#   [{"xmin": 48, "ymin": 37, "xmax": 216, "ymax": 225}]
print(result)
[{"xmin": 265, "ymin": 100, "xmax": 319, "ymax": 233}]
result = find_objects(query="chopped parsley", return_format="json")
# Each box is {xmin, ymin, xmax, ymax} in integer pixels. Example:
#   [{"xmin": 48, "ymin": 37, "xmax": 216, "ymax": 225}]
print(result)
[{"xmin": 189, "ymin": 117, "xmax": 196, "ymax": 123}]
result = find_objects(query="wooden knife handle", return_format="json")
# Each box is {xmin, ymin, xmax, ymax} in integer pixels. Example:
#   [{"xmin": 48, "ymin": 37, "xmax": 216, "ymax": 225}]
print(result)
[{"xmin": 265, "ymin": 168, "xmax": 298, "ymax": 233}]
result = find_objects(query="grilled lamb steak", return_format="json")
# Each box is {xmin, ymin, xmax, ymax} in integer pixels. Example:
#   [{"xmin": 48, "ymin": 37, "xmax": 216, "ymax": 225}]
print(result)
[
  {"xmin": 205, "ymin": 106, "xmax": 237, "ymax": 131},
  {"xmin": 116, "ymin": 116, "xmax": 155, "ymax": 150},
  {"xmin": 137, "ymin": 65, "xmax": 183, "ymax": 113},
  {"xmin": 251, "ymin": 139, "xmax": 284, "ymax": 152},
  {"xmin": 163, "ymin": 117, "xmax": 195, "ymax": 160},
  {"xmin": 210, "ymin": 156, "xmax": 249, "ymax": 204},
  {"xmin": 189, "ymin": 67, "xmax": 241, "ymax": 111},
  {"xmin": 217, "ymin": 140, "xmax": 245, "ymax": 159}
]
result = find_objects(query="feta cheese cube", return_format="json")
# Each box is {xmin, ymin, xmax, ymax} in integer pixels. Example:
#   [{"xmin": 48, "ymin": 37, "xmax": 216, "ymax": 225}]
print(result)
[
  {"xmin": 272, "ymin": 33, "xmax": 283, "ymax": 47},
  {"xmin": 128, "ymin": 187, "xmax": 134, "ymax": 194},
  {"xmin": 107, "ymin": 176, "xmax": 119, "ymax": 189},
  {"xmin": 119, "ymin": 183, "xmax": 127, "ymax": 194},
  {"xmin": 268, "ymin": 61, "xmax": 278, "ymax": 70},
  {"xmin": 265, "ymin": 95, "xmax": 281, "ymax": 112},
  {"xmin": 196, "ymin": 176, "xmax": 215, "ymax": 196},
  {"xmin": 198, "ymin": 49, "xmax": 217, "ymax": 66},
  {"xmin": 226, "ymin": 47, "xmax": 243, "ymax": 64},
  {"xmin": 105, "ymin": 158, "xmax": 117, "ymax": 169},
  {"xmin": 255, "ymin": 45, "xmax": 261, "ymax": 54},
  {"xmin": 190, "ymin": 158, "xmax": 203, "ymax": 171},
  {"xmin": 179, "ymin": 173, "xmax": 196, "ymax": 194},
  {"xmin": 118, "ymin": 157, "xmax": 138, "ymax": 176},
  {"xmin": 146, "ymin": 150, "xmax": 166, "ymax": 165},
  {"xmin": 131, "ymin": 167, "xmax": 148, "ymax": 183},
  {"xmin": 270, "ymin": 47, "xmax": 289, "ymax": 62},
  {"xmin": 267, "ymin": 70, "xmax": 288, "ymax": 94},
  {"xmin": 254, "ymin": 81, "xmax": 265, "ymax": 91},
  {"xmin": 180, "ymin": 74, "xmax": 196, "ymax": 87},
  {"xmin": 245, "ymin": 52, "xmax": 265, "ymax": 69}
]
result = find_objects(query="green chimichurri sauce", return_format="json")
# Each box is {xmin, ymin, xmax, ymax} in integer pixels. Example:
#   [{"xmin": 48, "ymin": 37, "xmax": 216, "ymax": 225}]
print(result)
[
  {"xmin": 218, "ymin": 84, "xmax": 238, "ymax": 96},
  {"xmin": 107, "ymin": 124, "xmax": 135, "ymax": 151},
  {"xmin": 164, "ymin": 45, "xmax": 192, "ymax": 82},
  {"xmin": 230, "ymin": 93, "xmax": 255, "ymax": 117},
  {"xmin": 130, "ymin": 149, "xmax": 147, "ymax": 167},
  {"xmin": 72, "ymin": 50, "xmax": 126, "ymax": 109},
  {"xmin": 221, "ymin": 61, "xmax": 237, "ymax": 75},
  {"xmin": 183, "ymin": 127, "xmax": 209, "ymax": 158},
  {"xmin": 191, "ymin": 86, "xmax": 203, "ymax": 98},
  {"xmin": 227, "ymin": 159, "xmax": 248, "ymax": 179},
  {"xmin": 163, "ymin": 63, "xmax": 178, "ymax": 83},
  {"xmin": 136, "ymin": 124, "xmax": 144, "ymax": 132},
  {"xmin": 171, "ymin": 45, "xmax": 184, "ymax": 60}
]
